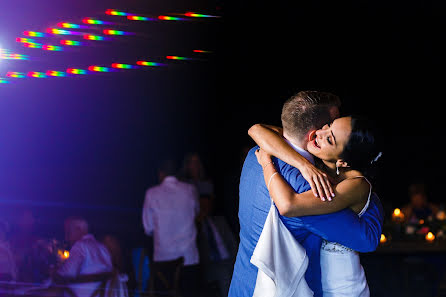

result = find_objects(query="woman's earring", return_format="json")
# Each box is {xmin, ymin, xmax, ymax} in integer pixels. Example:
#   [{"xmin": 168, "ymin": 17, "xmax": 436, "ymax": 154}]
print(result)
[{"xmin": 336, "ymin": 165, "xmax": 340, "ymax": 175}]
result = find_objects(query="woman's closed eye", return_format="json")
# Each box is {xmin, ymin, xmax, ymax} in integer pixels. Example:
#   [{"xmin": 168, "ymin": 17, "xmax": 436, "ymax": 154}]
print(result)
[{"xmin": 327, "ymin": 136, "xmax": 333, "ymax": 145}]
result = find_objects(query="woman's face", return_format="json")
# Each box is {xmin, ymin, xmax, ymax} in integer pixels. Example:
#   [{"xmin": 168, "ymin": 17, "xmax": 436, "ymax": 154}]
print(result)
[{"xmin": 306, "ymin": 116, "xmax": 353, "ymax": 163}]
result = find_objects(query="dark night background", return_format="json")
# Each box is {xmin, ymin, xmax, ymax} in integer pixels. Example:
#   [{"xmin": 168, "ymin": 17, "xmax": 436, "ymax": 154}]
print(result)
[{"xmin": 1, "ymin": 0, "xmax": 444, "ymax": 254}]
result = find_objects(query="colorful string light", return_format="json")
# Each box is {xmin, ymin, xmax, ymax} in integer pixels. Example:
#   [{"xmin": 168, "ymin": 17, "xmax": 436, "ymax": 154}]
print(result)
[
  {"xmin": 23, "ymin": 42, "xmax": 43, "ymax": 49},
  {"xmin": 103, "ymin": 29, "xmax": 127, "ymax": 36},
  {"xmin": 23, "ymin": 31, "xmax": 46, "ymax": 37},
  {"xmin": 60, "ymin": 40, "xmax": 83, "ymax": 46},
  {"xmin": 28, "ymin": 72, "xmax": 47, "ymax": 78},
  {"xmin": 1, "ymin": 53, "xmax": 29, "ymax": 60},
  {"xmin": 16, "ymin": 37, "xmax": 35, "ymax": 43},
  {"xmin": 57, "ymin": 22, "xmax": 83, "ymax": 29},
  {"xmin": 6, "ymin": 72, "xmax": 26, "ymax": 78},
  {"xmin": 158, "ymin": 16, "xmax": 186, "ymax": 21},
  {"xmin": 67, "ymin": 68, "xmax": 88, "ymax": 75},
  {"xmin": 82, "ymin": 18, "xmax": 109, "ymax": 25},
  {"xmin": 184, "ymin": 12, "xmax": 220, "ymax": 18},
  {"xmin": 111, "ymin": 63, "xmax": 137, "ymax": 69},
  {"xmin": 105, "ymin": 9, "xmax": 130, "ymax": 16},
  {"xmin": 136, "ymin": 61, "xmax": 165, "ymax": 66},
  {"xmin": 166, "ymin": 56, "xmax": 190, "ymax": 60},
  {"xmin": 46, "ymin": 28, "xmax": 74, "ymax": 35},
  {"xmin": 193, "ymin": 49, "xmax": 212, "ymax": 53},
  {"xmin": 88, "ymin": 66, "xmax": 110, "ymax": 72},
  {"xmin": 84, "ymin": 34, "xmax": 105, "ymax": 41},
  {"xmin": 0, "ymin": 78, "xmax": 10, "ymax": 84},
  {"xmin": 1, "ymin": 49, "xmax": 29, "ymax": 60},
  {"xmin": 42, "ymin": 45, "xmax": 63, "ymax": 51},
  {"xmin": 47, "ymin": 71, "xmax": 67, "ymax": 77},
  {"xmin": 127, "ymin": 15, "xmax": 152, "ymax": 21}
]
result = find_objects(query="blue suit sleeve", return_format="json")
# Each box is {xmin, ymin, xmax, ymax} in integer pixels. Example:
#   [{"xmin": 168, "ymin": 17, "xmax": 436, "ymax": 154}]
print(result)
[
  {"xmin": 300, "ymin": 193, "xmax": 384, "ymax": 252},
  {"xmin": 278, "ymin": 159, "xmax": 384, "ymax": 252}
]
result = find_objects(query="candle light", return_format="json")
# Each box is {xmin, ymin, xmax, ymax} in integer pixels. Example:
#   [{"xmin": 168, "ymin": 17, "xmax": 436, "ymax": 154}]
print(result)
[
  {"xmin": 437, "ymin": 210, "xmax": 446, "ymax": 221},
  {"xmin": 380, "ymin": 234, "xmax": 387, "ymax": 244},
  {"xmin": 58, "ymin": 249, "xmax": 70, "ymax": 260},
  {"xmin": 419, "ymin": 219, "xmax": 425, "ymax": 225},
  {"xmin": 392, "ymin": 208, "xmax": 405, "ymax": 222},
  {"xmin": 426, "ymin": 232, "xmax": 435, "ymax": 242}
]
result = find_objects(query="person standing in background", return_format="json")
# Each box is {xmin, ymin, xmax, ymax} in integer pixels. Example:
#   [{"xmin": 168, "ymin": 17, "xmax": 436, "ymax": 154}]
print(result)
[
  {"xmin": 179, "ymin": 152, "xmax": 215, "ymax": 219},
  {"xmin": 180, "ymin": 153, "xmax": 237, "ymax": 296},
  {"xmin": 142, "ymin": 159, "xmax": 200, "ymax": 297}
]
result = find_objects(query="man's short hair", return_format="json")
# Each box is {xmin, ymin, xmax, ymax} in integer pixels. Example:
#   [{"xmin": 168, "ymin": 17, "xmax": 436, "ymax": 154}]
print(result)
[
  {"xmin": 281, "ymin": 90, "xmax": 341, "ymax": 141},
  {"xmin": 65, "ymin": 216, "xmax": 89, "ymax": 234}
]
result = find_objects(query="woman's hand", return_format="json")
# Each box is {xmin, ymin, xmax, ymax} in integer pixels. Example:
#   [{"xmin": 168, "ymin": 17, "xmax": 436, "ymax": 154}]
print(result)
[
  {"xmin": 256, "ymin": 148, "xmax": 334, "ymax": 201},
  {"xmin": 298, "ymin": 162, "xmax": 334, "ymax": 201},
  {"xmin": 255, "ymin": 148, "xmax": 273, "ymax": 168}
]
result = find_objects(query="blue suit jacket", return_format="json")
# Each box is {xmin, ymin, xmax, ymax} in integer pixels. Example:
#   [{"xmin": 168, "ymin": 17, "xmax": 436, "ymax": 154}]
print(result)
[{"xmin": 228, "ymin": 147, "xmax": 384, "ymax": 297}]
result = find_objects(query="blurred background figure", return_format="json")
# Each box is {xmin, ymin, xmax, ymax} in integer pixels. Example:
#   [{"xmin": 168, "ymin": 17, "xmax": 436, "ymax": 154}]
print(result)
[
  {"xmin": 402, "ymin": 182, "xmax": 439, "ymax": 223},
  {"xmin": 179, "ymin": 152, "xmax": 215, "ymax": 219},
  {"xmin": 142, "ymin": 158, "xmax": 200, "ymax": 297},
  {"xmin": 102, "ymin": 234, "xmax": 124, "ymax": 273},
  {"xmin": 55, "ymin": 216, "xmax": 114, "ymax": 297},
  {"xmin": 0, "ymin": 220, "xmax": 17, "ymax": 282},
  {"xmin": 10, "ymin": 208, "xmax": 40, "ymax": 283},
  {"xmin": 179, "ymin": 152, "xmax": 237, "ymax": 296}
]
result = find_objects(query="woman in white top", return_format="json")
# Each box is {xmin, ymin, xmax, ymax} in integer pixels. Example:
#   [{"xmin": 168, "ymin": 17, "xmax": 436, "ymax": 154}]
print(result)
[{"xmin": 250, "ymin": 116, "xmax": 382, "ymax": 297}]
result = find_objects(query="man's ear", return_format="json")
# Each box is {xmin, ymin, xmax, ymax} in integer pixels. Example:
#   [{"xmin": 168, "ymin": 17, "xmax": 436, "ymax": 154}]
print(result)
[{"xmin": 336, "ymin": 159, "xmax": 350, "ymax": 169}]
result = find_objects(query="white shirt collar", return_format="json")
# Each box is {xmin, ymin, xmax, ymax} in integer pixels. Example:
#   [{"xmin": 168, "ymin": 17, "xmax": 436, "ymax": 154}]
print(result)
[
  {"xmin": 82, "ymin": 234, "xmax": 94, "ymax": 240},
  {"xmin": 284, "ymin": 138, "xmax": 315, "ymax": 165},
  {"xmin": 163, "ymin": 176, "xmax": 178, "ymax": 183}
]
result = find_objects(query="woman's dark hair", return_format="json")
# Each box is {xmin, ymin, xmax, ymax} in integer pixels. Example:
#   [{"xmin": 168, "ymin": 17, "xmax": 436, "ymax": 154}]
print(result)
[{"xmin": 340, "ymin": 116, "xmax": 382, "ymax": 173}]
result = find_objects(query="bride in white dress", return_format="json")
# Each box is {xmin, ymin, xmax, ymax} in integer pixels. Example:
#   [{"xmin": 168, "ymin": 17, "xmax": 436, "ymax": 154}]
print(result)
[
  {"xmin": 250, "ymin": 116, "xmax": 382, "ymax": 297},
  {"xmin": 319, "ymin": 176, "xmax": 372, "ymax": 297}
]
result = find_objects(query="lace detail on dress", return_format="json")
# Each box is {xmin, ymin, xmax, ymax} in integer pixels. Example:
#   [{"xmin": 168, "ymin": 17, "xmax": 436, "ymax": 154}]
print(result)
[
  {"xmin": 321, "ymin": 240, "xmax": 357, "ymax": 254},
  {"xmin": 321, "ymin": 176, "xmax": 372, "ymax": 255}
]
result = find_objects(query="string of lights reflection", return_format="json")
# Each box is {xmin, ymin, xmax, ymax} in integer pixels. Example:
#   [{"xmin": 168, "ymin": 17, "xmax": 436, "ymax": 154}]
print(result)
[
  {"xmin": 2, "ymin": 7, "xmax": 220, "ymax": 85},
  {"xmin": 105, "ymin": 8, "xmax": 220, "ymax": 21},
  {"xmin": 1, "ymin": 52, "xmax": 209, "ymax": 84},
  {"xmin": 4, "ymin": 59, "xmax": 168, "ymax": 79},
  {"xmin": 0, "ymin": 48, "xmax": 29, "ymax": 60},
  {"xmin": 1, "ymin": 48, "xmax": 29, "ymax": 83},
  {"xmin": 15, "ymin": 8, "xmax": 221, "ymax": 52}
]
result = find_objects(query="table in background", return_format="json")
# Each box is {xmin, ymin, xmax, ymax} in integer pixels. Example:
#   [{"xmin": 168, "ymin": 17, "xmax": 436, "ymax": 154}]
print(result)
[{"xmin": 361, "ymin": 240, "xmax": 446, "ymax": 297}]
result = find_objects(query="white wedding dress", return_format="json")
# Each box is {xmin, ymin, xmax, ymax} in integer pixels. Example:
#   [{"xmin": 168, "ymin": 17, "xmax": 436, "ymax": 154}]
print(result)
[{"xmin": 320, "ymin": 176, "xmax": 372, "ymax": 297}]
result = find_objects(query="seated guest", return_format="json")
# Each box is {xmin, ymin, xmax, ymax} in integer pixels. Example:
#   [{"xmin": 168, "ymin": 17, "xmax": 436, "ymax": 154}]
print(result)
[
  {"xmin": 142, "ymin": 159, "xmax": 200, "ymax": 297},
  {"xmin": 10, "ymin": 208, "xmax": 40, "ymax": 282},
  {"xmin": 402, "ymin": 182, "xmax": 439, "ymax": 223},
  {"xmin": 101, "ymin": 235, "xmax": 124, "ymax": 273},
  {"xmin": 54, "ymin": 217, "xmax": 113, "ymax": 297},
  {"xmin": 0, "ymin": 220, "xmax": 17, "ymax": 281}
]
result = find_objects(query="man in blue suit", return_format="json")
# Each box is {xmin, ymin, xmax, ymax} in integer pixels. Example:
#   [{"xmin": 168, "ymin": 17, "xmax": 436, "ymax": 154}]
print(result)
[{"xmin": 228, "ymin": 91, "xmax": 384, "ymax": 297}]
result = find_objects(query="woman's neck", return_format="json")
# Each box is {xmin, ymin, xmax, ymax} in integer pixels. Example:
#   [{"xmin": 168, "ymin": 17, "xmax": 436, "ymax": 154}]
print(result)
[{"xmin": 318, "ymin": 160, "xmax": 363, "ymax": 183}]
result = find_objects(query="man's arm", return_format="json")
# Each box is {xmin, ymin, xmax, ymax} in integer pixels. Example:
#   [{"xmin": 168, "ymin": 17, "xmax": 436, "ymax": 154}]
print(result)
[
  {"xmin": 300, "ymin": 193, "xmax": 384, "ymax": 252},
  {"xmin": 279, "ymin": 162, "xmax": 384, "ymax": 252}
]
